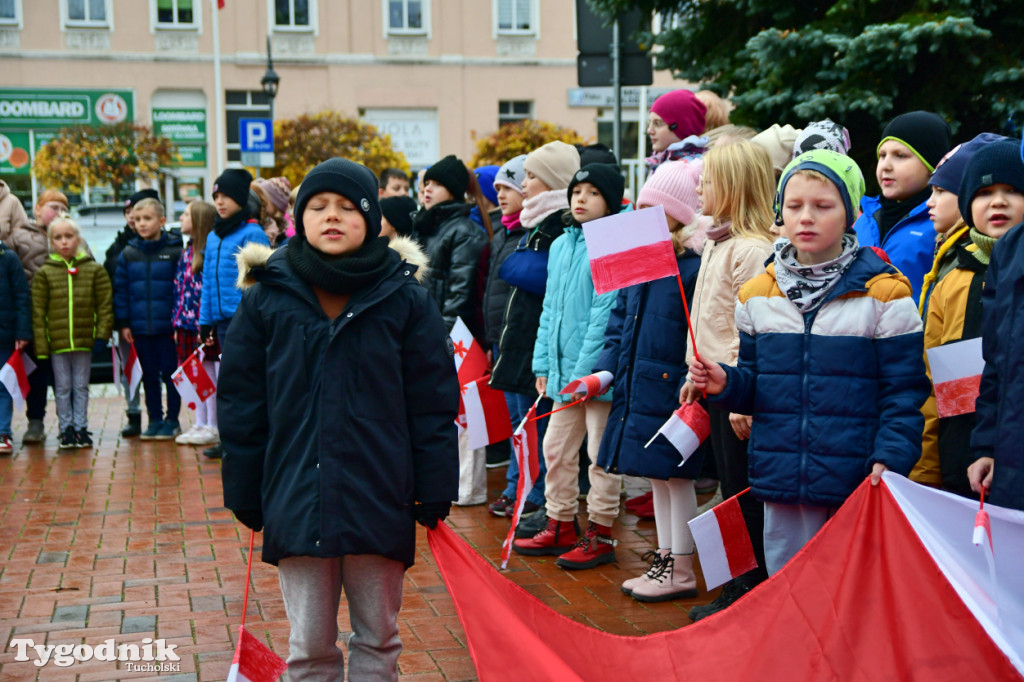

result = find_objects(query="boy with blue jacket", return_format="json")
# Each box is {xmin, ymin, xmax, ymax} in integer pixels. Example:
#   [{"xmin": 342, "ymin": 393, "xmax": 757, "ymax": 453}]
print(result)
[
  {"xmin": 689, "ymin": 150, "xmax": 930, "ymax": 575},
  {"xmin": 114, "ymin": 198, "xmax": 183, "ymax": 439}
]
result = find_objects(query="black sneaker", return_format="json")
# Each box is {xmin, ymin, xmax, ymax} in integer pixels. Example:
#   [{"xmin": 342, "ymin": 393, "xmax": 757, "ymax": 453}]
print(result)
[
  {"xmin": 75, "ymin": 429, "xmax": 93, "ymax": 447},
  {"xmin": 203, "ymin": 444, "xmax": 223, "ymax": 460},
  {"xmin": 485, "ymin": 448, "xmax": 510, "ymax": 469},
  {"xmin": 58, "ymin": 427, "xmax": 78, "ymax": 450},
  {"xmin": 688, "ymin": 576, "xmax": 759, "ymax": 622},
  {"xmin": 514, "ymin": 504, "xmax": 548, "ymax": 538}
]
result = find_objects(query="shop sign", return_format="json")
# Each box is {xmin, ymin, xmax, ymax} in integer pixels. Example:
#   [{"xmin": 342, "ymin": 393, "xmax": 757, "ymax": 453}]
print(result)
[
  {"xmin": 0, "ymin": 89, "xmax": 134, "ymax": 128},
  {"xmin": 0, "ymin": 132, "xmax": 32, "ymax": 175}
]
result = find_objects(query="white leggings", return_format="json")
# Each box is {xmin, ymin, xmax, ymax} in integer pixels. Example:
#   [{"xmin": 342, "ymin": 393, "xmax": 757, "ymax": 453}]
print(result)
[
  {"xmin": 651, "ymin": 478, "xmax": 698, "ymax": 555},
  {"xmin": 193, "ymin": 361, "xmax": 218, "ymax": 428}
]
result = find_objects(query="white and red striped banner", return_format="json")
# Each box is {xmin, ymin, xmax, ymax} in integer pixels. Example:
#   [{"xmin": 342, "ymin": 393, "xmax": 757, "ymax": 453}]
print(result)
[
  {"xmin": 927, "ymin": 337, "xmax": 984, "ymax": 418},
  {"xmin": 583, "ymin": 205, "xmax": 679, "ymax": 295},
  {"xmin": 687, "ymin": 489, "xmax": 758, "ymax": 590}
]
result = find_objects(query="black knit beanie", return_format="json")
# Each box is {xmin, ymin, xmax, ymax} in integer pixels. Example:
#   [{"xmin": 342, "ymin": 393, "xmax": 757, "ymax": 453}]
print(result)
[
  {"xmin": 576, "ymin": 143, "xmax": 618, "ymax": 167},
  {"xmin": 957, "ymin": 138, "xmax": 1024, "ymax": 228},
  {"xmin": 567, "ymin": 163, "xmax": 625, "ymax": 214},
  {"xmin": 212, "ymin": 168, "xmax": 253, "ymax": 208},
  {"xmin": 294, "ymin": 158, "xmax": 382, "ymax": 239},
  {"xmin": 423, "ymin": 155, "xmax": 469, "ymax": 200},
  {"xmin": 380, "ymin": 195, "xmax": 418, "ymax": 237},
  {"xmin": 877, "ymin": 111, "xmax": 952, "ymax": 172},
  {"xmin": 125, "ymin": 188, "xmax": 160, "ymax": 209}
]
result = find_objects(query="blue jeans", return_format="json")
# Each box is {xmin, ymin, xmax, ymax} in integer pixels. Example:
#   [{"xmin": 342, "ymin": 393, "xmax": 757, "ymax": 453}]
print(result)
[{"xmin": 502, "ymin": 391, "xmax": 551, "ymax": 505}]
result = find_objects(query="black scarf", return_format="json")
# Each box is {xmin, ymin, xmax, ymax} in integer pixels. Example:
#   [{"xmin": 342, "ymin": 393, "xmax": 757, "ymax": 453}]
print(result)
[
  {"xmin": 286, "ymin": 234, "xmax": 397, "ymax": 294},
  {"xmin": 213, "ymin": 206, "xmax": 253, "ymax": 239},
  {"xmin": 412, "ymin": 200, "xmax": 469, "ymax": 237},
  {"xmin": 877, "ymin": 186, "xmax": 931, "ymax": 241}
]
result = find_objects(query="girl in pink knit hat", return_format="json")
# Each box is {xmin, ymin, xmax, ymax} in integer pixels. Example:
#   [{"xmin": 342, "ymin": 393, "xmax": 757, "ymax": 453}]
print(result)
[{"xmin": 646, "ymin": 89, "xmax": 709, "ymax": 173}]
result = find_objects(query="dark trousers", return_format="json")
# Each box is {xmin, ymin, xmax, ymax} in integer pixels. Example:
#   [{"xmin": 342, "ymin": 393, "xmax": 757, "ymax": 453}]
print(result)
[
  {"xmin": 25, "ymin": 351, "xmax": 51, "ymax": 420},
  {"xmin": 134, "ymin": 333, "xmax": 180, "ymax": 423},
  {"xmin": 708, "ymin": 404, "xmax": 766, "ymax": 580}
]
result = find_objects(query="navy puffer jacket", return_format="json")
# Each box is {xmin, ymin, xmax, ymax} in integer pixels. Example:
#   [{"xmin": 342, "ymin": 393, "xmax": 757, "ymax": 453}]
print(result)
[
  {"xmin": 219, "ymin": 239, "xmax": 459, "ymax": 568},
  {"xmin": 113, "ymin": 231, "xmax": 183, "ymax": 334},
  {"xmin": 595, "ymin": 250, "xmax": 704, "ymax": 480}
]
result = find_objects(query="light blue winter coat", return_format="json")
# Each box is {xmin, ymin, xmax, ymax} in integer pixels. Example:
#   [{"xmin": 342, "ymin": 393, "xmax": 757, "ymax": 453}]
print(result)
[
  {"xmin": 199, "ymin": 219, "xmax": 270, "ymax": 326},
  {"xmin": 532, "ymin": 224, "xmax": 617, "ymax": 403}
]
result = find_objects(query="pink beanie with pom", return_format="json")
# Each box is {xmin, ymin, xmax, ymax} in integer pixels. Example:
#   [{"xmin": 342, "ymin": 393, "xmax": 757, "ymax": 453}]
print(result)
[{"xmin": 636, "ymin": 159, "xmax": 703, "ymax": 227}]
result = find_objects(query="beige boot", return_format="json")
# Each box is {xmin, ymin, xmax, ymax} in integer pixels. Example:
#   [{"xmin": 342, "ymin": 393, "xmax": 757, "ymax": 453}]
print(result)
[
  {"xmin": 630, "ymin": 553, "xmax": 698, "ymax": 602},
  {"xmin": 621, "ymin": 548, "xmax": 669, "ymax": 595}
]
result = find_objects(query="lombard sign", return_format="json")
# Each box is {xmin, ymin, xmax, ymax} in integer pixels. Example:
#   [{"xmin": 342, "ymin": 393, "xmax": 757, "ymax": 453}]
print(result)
[
  {"xmin": 0, "ymin": 89, "xmax": 134, "ymax": 128},
  {"xmin": 152, "ymin": 108, "xmax": 208, "ymax": 168}
]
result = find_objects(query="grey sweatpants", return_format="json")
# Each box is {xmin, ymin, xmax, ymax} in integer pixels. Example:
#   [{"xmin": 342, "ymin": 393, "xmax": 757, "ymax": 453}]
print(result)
[
  {"xmin": 278, "ymin": 554, "xmax": 405, "ymax": 682},
  {"xmin": 51, "ymin": 351, "xmax": 91, "ymax": 430}
]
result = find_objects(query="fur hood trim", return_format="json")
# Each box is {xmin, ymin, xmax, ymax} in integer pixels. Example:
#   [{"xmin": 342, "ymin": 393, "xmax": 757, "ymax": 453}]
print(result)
[{"xmin": 236, "ymin": 237, "xmax": 429, "ymax": 290}]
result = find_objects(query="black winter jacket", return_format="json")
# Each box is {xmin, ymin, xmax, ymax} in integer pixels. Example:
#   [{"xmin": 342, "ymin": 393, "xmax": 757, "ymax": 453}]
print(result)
[
  {"xmin": 482, "ymin": 222, "xmax": 523, "ymax": 347},
  {"xmin": 104, "ymin": 224, "xmax": 134, "ymax": 283},
  {"xmin": 972, "ymin": 221, "xmax": 1024, "ymax": 511},
  {"xmin": 412, "ymin": 201, "xmax": 488, "ymax": 338},
  {"xmin": 218, "ymin": 238, "xmax": 459, "ymax": 567},
  {"xmin": 0, "ymin": 245, "xmax": 31, "ymax": 350},
  {"xmin": 488, "ymin": 210, "xmax": 566, "ymax": 395}
]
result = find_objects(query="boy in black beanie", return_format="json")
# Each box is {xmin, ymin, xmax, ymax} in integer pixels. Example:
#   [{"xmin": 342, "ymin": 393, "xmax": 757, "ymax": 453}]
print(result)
[{"xmin": 219, "ymin": 157, "xmax": 458, "ymax": 680}]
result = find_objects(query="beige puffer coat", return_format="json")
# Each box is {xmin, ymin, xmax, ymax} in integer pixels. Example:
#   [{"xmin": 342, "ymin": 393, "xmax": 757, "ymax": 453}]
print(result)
[{"xmin": 0, "ymin": 180, "xmax": 31, "ymax": 253}]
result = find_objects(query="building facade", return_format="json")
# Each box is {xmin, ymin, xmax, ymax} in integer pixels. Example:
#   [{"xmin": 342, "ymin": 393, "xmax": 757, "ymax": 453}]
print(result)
[{"xmin": 0, "ymin": 0, "xmax": 685, "ymax": 206}]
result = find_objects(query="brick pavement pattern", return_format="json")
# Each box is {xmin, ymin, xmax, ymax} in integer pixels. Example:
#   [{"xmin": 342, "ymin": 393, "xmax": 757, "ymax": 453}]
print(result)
[{"xmin": 0, "ymin": 388, "xmax": 721, "ymax": 681}]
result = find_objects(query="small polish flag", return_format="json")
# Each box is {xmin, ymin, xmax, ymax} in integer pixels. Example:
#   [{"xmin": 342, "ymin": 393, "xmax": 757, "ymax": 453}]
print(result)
[
  {"xmin": 0, "ymin": 350, "xmax": 35, "ymax": 410},
  {"xmin": 116, "ymin": 343, "xmax": 143, "ymax": 401},
  {"xmin": 973, "ymin": 506, "xmax": 997, "ymax": 589},
  {"xmin": 583, "ymin": 205, "xmax": 679, "ymax": 295},
  {"xmin": 559, "ymin": 371, "xmax": 613, "ymax": 399},
  {"xmin": 462, "ymin": 376, "xmax": 513, "ymax": 450},
  {"xmin": 226, "ymin": 625, "xmax": 287, "ymax": 682},
  {"xmin": 927, "ymin": 337, "xmax": 984, "ymax": 418},
  {"xmin": 172, "ymin": 356, "xmax": 216, "ymax": 411},
  {"xmin": 451, "ymin": 317, "xmax": 488, "ymax": 428},
  {"xmin": 688, "ymin": 490, "xmax": 758, "ymax": 590},
  {"xmin": 501, "ymin": 404, "xmax": 539, "ymax": 569},
  {"xmin": 645, "ymin": 401, "xmax": 711, "ymax": 466}
]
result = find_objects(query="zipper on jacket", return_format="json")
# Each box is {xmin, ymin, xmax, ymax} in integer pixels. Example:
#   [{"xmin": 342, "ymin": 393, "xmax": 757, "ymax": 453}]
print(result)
[
  {"xmin": 215, "ymin": 239, "xmax": 223, "ymax": 322},
  {"xmin": 146, "ymin": 255, "xmax": 152, "ymax": 333},
  {"xmin": 491, "ymin": 286, "xmax": 517, "ymax": 380},
  {"xmin": 799, "ymin": 312, "xmax": 815, "ymax": 501},
  {"xmin": 66, "ymin": 263, "xmax": 76, "ymax": 350}
]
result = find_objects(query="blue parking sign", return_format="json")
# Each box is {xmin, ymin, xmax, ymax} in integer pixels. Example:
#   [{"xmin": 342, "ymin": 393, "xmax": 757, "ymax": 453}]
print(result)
[{"xmin": 240, "ymin": 118, "xmax": 274, "ymax": 153}]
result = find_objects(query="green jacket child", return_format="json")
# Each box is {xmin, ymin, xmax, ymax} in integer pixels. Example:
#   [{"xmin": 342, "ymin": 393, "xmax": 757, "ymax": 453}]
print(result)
[{"xmin": 31, "ymin": 253, "xmax": 113, "ymax": 358}]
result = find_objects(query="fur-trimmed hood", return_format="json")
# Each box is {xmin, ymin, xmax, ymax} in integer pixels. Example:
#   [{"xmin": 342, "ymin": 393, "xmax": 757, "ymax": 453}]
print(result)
[{"xmin": 236, "ymin": 235, "xmax": 429, "ymax": 290}]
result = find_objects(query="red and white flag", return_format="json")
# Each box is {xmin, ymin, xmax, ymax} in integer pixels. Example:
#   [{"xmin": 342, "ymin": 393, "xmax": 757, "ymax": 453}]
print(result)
[
  {"xmin": 927, "ymin": 337, "xmax": 984, "ymax": 418},
  {"xmin": 501, "ymin": 405, "xmax": 540, "ymax": 569},
  {"xmin": 688, "ymin": 489, "xmax": 758, "ymax": 590},
  {"xmin": 583, "ymin": 205, "xmax": 679, "ymax": 295},
  {"xmin": 451, "ymin": 317, "xmax": 488, "ymax": 429},
  {"xmin": 172, "ymin": 355, "xmax": 216, "ymax": 411},
  {"xmin": 559, "ymin": 371, "xmax": 613, "ymax": 399},
  {"xmin": 113, "ymin": 343, "xmax": 143, "ymax": 401},
  {"xmin": 226, "ymin": 625, "xmax": 287, "ymax": 682},
  {"xmin": 974, "ymin": 504, "xmax": 998, "ymax": 590},
  {"xmin": 462, "ymin": 376, "xmax": 512, "ymax": 450},
  {"xmin": 645, "ymin": 401, "xmax": 711, "ymax": 466},
  {"xmin": 0, "ymin": 350, "xmax": 35, "ymax": 410}
]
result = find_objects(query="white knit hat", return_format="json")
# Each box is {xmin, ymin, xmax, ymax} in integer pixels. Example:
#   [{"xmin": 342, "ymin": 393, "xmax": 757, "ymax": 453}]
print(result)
[
  {"xmin": 523, "ymin": 141, "xmax": 580, "ymax": 191},
  {"xmin": 494, "ymin": 154, "xmax": 528, "ymax": 195},
  {"xmin": 636, "ymin": 159, "xmax": 703, "ymax": 226}
]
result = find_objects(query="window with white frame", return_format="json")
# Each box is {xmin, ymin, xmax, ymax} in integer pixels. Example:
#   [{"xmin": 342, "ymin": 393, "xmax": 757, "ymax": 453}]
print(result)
[
  {"xmin": 273, "ymin": 0, "xmax": 313, "ymax": 30},
  {"xmin": 0, "ymin": 0, "xmax": 20, "ymax": 25},
  {"xmin": 387, "ymin": 0, "xmax": 426, "ymax": 34},
  {"xmin": 155, "ymin": 0, "xmax": 196, "ymax": 28},
  {"xmin": 495, "ymin": 0, "xmax": 534, "ymax": 35},
  {"xmin": 499, "ymin": 100, "xmax": 532, "ymax": 127},
  {"xmin": 65, "ymin": 0, "xmax": 110, "ymax": 26}
]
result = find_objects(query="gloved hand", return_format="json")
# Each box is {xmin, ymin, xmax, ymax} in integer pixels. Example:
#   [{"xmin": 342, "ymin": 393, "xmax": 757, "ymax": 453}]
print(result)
[
  {"xmin": 234, "ymin": 508, "xmax": 264, "ymax": 532},
  {"xmin": 199, "ymin": 325, "xmax": 216, "ymax": 345},
  {"xmin": 415, "ymin": 501, "xmax": 451, "ymax": 530}
]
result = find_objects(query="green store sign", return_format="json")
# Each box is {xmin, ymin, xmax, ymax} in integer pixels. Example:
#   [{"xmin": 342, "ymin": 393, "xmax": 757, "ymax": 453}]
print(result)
[
  {"xmin": 0, "ymin": 132, "xmax": 31, "ymax": 175},
  {"xmin": 152, "ymin": 108, "xmax": 207, "ymax": 168},
  {"xmin": 0, "ymin": 88, "xmax": 134, "ymax": 128}
]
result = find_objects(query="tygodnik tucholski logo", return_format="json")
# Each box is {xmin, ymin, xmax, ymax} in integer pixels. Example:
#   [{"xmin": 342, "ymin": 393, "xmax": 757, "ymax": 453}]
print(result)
[{"xmin": 9, "ymin": 637, "xmax": 181, "ymax": 671}]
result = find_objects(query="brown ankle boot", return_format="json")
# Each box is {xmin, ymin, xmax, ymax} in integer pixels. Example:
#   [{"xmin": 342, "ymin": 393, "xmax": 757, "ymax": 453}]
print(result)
[
  {"xmin": 631, "ymin": 553, "xmax": 699, "ymax": 602},
  {"xmin": 513, "ymin": 517, "xmax": 579, "ymax": 556}
]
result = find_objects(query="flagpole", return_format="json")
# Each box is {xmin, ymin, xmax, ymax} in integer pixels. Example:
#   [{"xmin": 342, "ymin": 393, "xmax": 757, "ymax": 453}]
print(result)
[
  {"xmin": 514, "ymin": 394, "xmax": 544, "ymax": 436},
  {"xmin": 530, "ymin": 396, "xmax": 585, "ymax": 422},
  {"xmin": 675, "ymin": 272, "xmax": 701, "ymax": 363}
]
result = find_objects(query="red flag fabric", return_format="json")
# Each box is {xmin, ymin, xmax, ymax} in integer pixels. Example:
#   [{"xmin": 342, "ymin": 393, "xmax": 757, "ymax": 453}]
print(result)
[
  {"xmin": 123, "ymin": 343, "xmax": 142, "ymax": 400},
  {"xmin": 428, "ymin": 477, "xmax": 1024, "ymax": 681},
  {"xmin": 927, "ymin": 337, "xmax": 984, "ymax": 418},
  {"xmin": 226, "ymin": 625, "xmax": 287, "ymax": 682},
  {"xmin": 687, "ymin": 489, "xmax": 758, "ymax": 589},
  {"xmin": 559, "ymin": 371, "xmax": 613, "ymax": 399},
  {"xmin": 462, "ymin": 376, "xmax": 512, "ymax": 450},
  {"xmin": 501, "ymin": 405, "xmax": 539, "ymax": 568},
  {"xmin": 646, "ymin": 401, "xmax": 710, "ymax": 466},
  {"xmin": 217, "ymin": 0, "xmax": 226, "ymax": 8},
  {"xmin": 181, "ymin": 353, "xmax": 216, "ymax": 400},
  {"xmin": 583, "ymin": 205, "xmax": 679, "ymax": 295},
  {"xmin": 451, "ymin": 317, "xmax": 488, "ymax": 429},
  {"xmin": 0, "ymin": 350, "xmax": 34, "ymax": 410}
]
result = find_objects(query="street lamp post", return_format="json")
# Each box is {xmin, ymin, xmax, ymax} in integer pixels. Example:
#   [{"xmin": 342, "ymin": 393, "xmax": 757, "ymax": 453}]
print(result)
[{"xmin": 260, "ymin": 36, "xmax": 280, "ymax": 121}]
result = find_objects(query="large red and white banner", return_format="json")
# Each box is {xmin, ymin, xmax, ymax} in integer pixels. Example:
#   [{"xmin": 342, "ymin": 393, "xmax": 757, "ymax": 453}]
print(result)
[
  {"xmin": 583, "ymin": 205, "xmax": 679, "ymax": 295},
  {"xmin": 429, "ymin": 474, "xmax": 1024, "ymax": 681}
]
